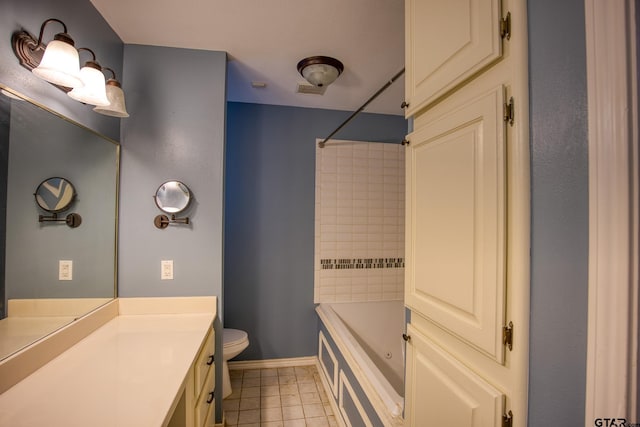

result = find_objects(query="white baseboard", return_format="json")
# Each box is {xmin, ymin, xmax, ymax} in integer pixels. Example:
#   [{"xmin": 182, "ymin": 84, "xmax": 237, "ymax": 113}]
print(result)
[{"xmin": 228, "ymin": 356, "xmax": 318, "ymax": 370}]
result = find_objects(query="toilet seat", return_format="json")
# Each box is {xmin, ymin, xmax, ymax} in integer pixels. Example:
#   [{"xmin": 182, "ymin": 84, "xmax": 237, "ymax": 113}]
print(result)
[{"xmin": 223, "ymin": 328, "xmax": 248, "ymax": 347}]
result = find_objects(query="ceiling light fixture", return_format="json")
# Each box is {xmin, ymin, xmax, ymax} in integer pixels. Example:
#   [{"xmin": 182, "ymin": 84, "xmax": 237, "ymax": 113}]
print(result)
[
  {"xmin": 93, "ymin": 68, "xmax": 129, "ymax": 117},
  {"xmin": 67, "ymin": 48, "xmax": 109, "ymax": 106},
  {"xmin": 297, "ymin": 56, "xmax": 344, "ymax": 88}
]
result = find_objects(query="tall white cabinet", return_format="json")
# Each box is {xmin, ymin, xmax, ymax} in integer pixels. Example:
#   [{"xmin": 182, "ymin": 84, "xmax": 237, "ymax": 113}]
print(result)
[{"xmin": 403, "ymin": 1, "xmax": 530, "ymax": 426}]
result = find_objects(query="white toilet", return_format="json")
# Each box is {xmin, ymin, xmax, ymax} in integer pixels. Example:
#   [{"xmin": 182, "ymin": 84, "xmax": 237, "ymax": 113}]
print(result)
[{"xmin": 222, "ymin": 328, "xmax": 249, "ymax": 398}]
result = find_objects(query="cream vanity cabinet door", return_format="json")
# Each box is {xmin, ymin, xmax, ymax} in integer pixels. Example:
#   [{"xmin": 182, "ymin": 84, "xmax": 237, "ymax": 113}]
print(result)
[
  {"xmin": 405, "ymin": 324, "xmax": 505, "ymax": 427},
  {"xmin": 404, "ymin": 0, "xmax": 505, "ymax": 116},
  {"xmin": 405, "ymin": 85, "xmax": 507, "ymax": 363},
  {"xmin": 180, "ymin": 327, "xmax": 215, "ymax": 427}
]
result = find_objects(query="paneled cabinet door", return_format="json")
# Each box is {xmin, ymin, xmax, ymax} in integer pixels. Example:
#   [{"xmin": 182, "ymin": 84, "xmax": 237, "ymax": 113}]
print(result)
[
  {"xmin": 404, "ymin": 0, "xmax": 503, "ymax": 116},
  {"xmin": 405, "ymin": 85, "xmax": 507, "ymax": 363},
  {"xmin": 404, "ymin": 324, "xmax": 505, "ymax": 427}
]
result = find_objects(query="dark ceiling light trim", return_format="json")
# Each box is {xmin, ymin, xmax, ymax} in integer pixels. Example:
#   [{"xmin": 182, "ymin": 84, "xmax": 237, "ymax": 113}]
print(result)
[{"xmin": 297, "ymin": 56, "xmax": 344, "ymax": 87}]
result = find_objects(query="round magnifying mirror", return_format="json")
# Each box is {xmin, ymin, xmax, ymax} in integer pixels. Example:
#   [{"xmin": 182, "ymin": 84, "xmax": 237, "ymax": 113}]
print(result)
[
  {"xmin": 154, "ymin": 180, "xmax": 192, "ymax": 214},
  {"xmin": 34, "ymin": 177, "xmax": 77, "ymax": 213}
]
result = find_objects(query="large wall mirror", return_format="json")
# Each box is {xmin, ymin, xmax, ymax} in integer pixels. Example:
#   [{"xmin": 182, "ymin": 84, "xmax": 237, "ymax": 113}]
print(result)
[{"xmin": 0, "ymin": 84, "xmax": 119, "ymax": 361}]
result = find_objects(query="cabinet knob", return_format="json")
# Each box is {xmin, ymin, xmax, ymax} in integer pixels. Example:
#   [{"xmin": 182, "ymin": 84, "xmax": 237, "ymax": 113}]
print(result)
[
  {"xmin": 206, "ymin": 355, "xmax": 214, "ymax": 366},
  {"xmin": 401, "ymin": 101, "xmax": 410, "ymax": 109},
  {"xmin": 207, "ymin": 391, "xmax": 214, "ymax": 404},
  {"xmin": 402, "ymin": 333, "xmax": 411, "ymax": 342},
  {"xmin": 401, "ymin": 139, "xmax": 410, "ymax": 146}
]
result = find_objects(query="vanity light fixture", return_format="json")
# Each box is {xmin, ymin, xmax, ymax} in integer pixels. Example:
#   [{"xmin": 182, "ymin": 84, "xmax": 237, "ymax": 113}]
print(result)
[
  {"xmin": 93, "ymin": 68, "xmax": 129, "ymax": 117},
  {"xmin": 13, "ymin": 18, "xmax": 82, "ymax": 89},
  {"xmin": 12, "ymin": 18, "xmax": 129, "ymax": 118},
  {"xmin": 67, "ymin": 48, "xmax": 109, "ymax": 106},
  {"xmin": 297, "ymin": 56, "xmax": 344, "ymax": 88}
]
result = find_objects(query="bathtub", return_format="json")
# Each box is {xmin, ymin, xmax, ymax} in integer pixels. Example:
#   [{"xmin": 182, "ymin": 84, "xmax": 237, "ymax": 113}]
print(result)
[{"xmin": 316, "ymin": 301, "xmax": 405, "ymax": 427}]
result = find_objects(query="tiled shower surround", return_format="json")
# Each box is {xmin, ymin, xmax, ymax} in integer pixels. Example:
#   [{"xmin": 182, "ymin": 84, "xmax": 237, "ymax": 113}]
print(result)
[{"xmin": 314, "ymin": 140, "xmax": 405, "ymax": 303}]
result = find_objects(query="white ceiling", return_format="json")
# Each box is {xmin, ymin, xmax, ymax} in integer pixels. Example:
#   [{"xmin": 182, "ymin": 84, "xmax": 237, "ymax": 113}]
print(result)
[{"xmin": 89, "ymin": 0, "xmax": 406, "ymax": 116}]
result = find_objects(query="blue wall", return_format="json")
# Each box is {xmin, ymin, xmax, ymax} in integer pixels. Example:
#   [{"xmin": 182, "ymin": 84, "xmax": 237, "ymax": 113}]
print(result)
[
  {"xmin": 119, "ymin": 44, "xmax": 227, "ymax": 421},
  {"xmin": 528, "ymin": 0, "xmax": 589, "ymax": 424},
  {"xmin": 224, "ymin": 101, "xmax": 407, "ymax": 360}
]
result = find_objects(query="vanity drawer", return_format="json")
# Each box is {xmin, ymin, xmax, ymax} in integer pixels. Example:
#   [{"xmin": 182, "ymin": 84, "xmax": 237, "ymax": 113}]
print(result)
[
  {"xmin": 194, "ymin": 328, "xmax": 215, "ymax": 396},
  {"xmin": 195, "ymin": 369, "xmax": 215, "ymax": 427}
]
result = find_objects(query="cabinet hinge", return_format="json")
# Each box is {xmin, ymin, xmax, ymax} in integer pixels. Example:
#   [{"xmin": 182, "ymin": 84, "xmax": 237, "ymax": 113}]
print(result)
[
  {"xmin": 503, "ymin": 321, "xmax": 513, "ymax": 351},
  {"xmin": 501, "ymin": 12, "xmax": 511, "ymax": 40},
  {"xmin": 503, "ymin": 410, "xmax": 513, "ymax": 427},
  {"xmin": 503, "ymin": 97, "xmax": 515, "ymax": 126}
]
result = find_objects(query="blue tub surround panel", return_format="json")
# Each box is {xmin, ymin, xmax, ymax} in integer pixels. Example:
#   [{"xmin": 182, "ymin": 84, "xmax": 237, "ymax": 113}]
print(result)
[
  {"xmin": 318, "ymin": 323, "xmax": 385, "ymax": 427},
  {"xmin": 319, "ymin": 330, "xmax": 339, "ymax": 399}
]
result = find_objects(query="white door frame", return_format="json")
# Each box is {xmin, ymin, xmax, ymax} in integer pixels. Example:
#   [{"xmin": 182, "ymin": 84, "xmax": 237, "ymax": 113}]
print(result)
[{"xmin": 584, "ymin": 0, "xmax": 639, "ymax": 422}]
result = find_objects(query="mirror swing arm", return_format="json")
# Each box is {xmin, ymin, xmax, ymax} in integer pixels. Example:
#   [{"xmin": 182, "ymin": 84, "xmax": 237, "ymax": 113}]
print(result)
[
  {"xmin": 39, "ymin": 212, "xmax": 82, "ymax": 228},
  {"xmin": 154, "ymin": 213, "xmax": 189, "ymax": 229}
]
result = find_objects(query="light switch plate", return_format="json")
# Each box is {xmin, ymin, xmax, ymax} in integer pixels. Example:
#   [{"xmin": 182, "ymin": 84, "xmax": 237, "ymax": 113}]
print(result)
[
  {"xmin": 161, "ymin": 260, "xmax": 173, "ymax": 280},
  {"xmin": 59, "ymin": 260, "xmax": 73, "ymax": 281}
]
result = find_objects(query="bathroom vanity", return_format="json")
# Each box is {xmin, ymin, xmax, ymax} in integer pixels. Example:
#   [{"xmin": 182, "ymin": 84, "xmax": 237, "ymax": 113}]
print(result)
[{"xmin": 0, "ymin": 296, "xmax": 217, "ymax": 427}]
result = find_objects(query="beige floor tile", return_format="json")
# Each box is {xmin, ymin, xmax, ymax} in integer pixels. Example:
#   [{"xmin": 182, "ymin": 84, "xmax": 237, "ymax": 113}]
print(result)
[
  {"xmin": 261, "ymin": 376, "xmax": 280, "ymax": 386},
  {"xmin": 261, "ymin": 406, "xmax": 283, "ymax": 422},
  {"xmin": 282, "ymin": 405, "xmax": 304, "ymax": 420},
  {"xmin": 241, "ymin": 386, "xmax": 260, "ymax": 398},
  {"xmin": 303, "ymin": 403, "xmax": 326, "ymax": 418},
  {"xmin": 242, "ymin": 377, "xmax": 261, "ymax": 388},
  {"xmin": 261, "ymin": 368, "xmax": 279, "ymax": 377},
  {"xmin": 279, "ymin": 375, "xmax": 297, "ymax": 385},
  {"xmin": 237, "ymin": 409, "xmax": 260, "ymax": 424},
  {"xmin": 296, "ymin": 375, "xmax": 315, "ymax": 384},
  {"xmin": 227, "ymin": 387, "xmax": 242, "ymax": 400},
  {"xmin": 239, "ymin": 397, "xmax": 260, "ymax": 410},
  {"xmin": 305, "ymin": 417, "xmax": 330, "ymax": 427},
  {"xmin": 297, "ymin": 382, "xmax": 317, "ymax": 394},
  {"xmin": 243, "ymin": 369, "xmax": 261, "ymax": 378},
  {"xmin": 279, "ymin": 384, "xmax": 299, "ymax": 395},
  {"xmin": 300, "ymin": 391, "xmax": 321, "ymax": 404},
  {"xmin": 278, "ymin": 367, "xmax": 296, "ymax": 376},
  {"xmin": 223, "ymin": 398, "xmax": 240, "ymax": 411},
  {"xmin": 228, "ymin": 366, "xmax": 342, "ymax": 427},
  {"xmin": 261, "ymin": 395, "xmax": 282, "ymax": 409},
  {"xmin": 280, "ymin": 393, "xmax": 302, "ymax": 407},
  {"xmin": 262, "ymin": 385, "xmax": 281, "ymax": 396},
  {"xmin": 224, "ymin": 410, "xmax": 239, "ymax": 426}
]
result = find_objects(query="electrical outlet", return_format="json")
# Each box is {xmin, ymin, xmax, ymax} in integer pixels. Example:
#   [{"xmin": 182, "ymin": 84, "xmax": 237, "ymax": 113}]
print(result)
[
  {"xmin": 161, "ymin": 260, "xmax": 173, "ymax": 280},
  {"xmin": 59, "ymin": 260, "xmax": 73, "ymax": 281}
]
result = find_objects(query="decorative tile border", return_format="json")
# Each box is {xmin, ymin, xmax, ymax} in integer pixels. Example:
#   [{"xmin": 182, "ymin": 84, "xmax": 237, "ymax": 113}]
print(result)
[{"xmin": 320, "ymin": 258, "xmax": 405, "ymax": 270}]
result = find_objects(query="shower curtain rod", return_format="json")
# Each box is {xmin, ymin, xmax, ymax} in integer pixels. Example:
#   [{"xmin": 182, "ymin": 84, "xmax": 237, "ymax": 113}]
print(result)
[{"xmin": 318, "ymin": 67, "xmax": 406, "ymax": 148}]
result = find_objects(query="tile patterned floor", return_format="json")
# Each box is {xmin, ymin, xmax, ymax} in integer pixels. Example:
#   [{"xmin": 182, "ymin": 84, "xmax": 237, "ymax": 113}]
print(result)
[{"xmin": 223, "ymin": 365, "xmax": 338, "ymax": 427}]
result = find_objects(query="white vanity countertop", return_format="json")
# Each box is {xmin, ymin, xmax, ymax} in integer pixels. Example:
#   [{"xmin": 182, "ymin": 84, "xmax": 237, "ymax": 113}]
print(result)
[
  {"xmin": 0, "ymin": 316, "xmax": 76, "ymax": 360},
  {"xmin": 0, "ymin": 312, "xmax": 215, "ymax": 427}
]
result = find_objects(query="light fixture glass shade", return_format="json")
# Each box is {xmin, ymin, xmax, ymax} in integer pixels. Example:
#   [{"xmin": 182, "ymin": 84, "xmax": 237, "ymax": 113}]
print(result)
[
  {"xmin": 93, "ymin": 79, "xmax": 129, "ymax": 117},
  {"xmin": 32, "ymin": 37, "xmax": 82, "ymax": 88},
  {"xmin": 68, "ymin": 62, "xmax": 109, "ymax": 106},
  {"xmin": 297, "ymin": 56, "xmax": 344, "ymax": 88},
  {"xmin": 301, "ymin": 63, "xmax": 341, "ymax": 87}
]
